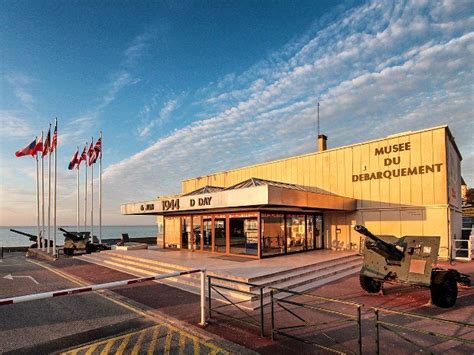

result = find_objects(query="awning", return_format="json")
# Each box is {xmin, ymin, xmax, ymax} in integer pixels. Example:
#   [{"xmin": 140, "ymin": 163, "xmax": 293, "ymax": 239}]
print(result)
[{"xmin": 121, "ymin": 177, "xmax": 356, "ymax": 215}]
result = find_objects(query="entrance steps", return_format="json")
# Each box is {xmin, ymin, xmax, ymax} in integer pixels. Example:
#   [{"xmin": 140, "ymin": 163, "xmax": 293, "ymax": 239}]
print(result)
[{"xmin": 77, "ymin": 251, "xmax": 362, "ymax": 310}]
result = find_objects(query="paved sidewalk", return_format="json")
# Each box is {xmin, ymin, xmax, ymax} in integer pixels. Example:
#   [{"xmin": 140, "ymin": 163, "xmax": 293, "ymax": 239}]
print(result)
[{"xmin": 38, "ymin": 255, "xmax": 474, "ymax": 354}]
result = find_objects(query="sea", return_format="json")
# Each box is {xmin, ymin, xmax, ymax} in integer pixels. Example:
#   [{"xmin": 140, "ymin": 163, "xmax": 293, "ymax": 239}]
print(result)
[{"xmin": 0, "ymin": 225, "xmax": 158, "ymax": 247}]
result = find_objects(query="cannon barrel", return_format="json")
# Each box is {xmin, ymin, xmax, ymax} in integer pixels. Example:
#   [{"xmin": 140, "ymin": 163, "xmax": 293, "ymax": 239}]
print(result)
[
  {"xmin": 59, "ymin": 227, "xmax": 83, "ymax": 242},
  {"xmin": 353, "ymin": 224, "xmax": 404, "ymax": 261},
  {"xmin": 10, "ymin": 228, "xmax": 37, "ymax": 240}
]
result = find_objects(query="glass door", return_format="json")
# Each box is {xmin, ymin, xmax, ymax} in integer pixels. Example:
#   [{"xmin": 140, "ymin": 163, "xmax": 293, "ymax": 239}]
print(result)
[
  {"xmin": 203, "ymin": 218, "xmax": 212, "ymax": 251},
  {"xmin": 181, "ymin": 217, "xmax": 191, "ymax": 250},
  {"xmin": 214, "ymin": 218, "xmax": 226, "ymax": 253},
  {"xmin": 315, "ymin": 215, "xmax": 323, "ymax": 249},
  {"xmin": 192, "ymin": 216, "xmax": 201, "ymax": 251}
]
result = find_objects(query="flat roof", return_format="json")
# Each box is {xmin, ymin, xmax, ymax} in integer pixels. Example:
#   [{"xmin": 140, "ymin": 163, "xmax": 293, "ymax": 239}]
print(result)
[{"xmin": 182, "ymin": 125, "xmax": 460, "ymax": 183}]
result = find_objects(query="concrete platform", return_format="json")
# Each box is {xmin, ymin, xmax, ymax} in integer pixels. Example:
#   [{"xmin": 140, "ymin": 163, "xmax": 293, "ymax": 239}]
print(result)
[
  {"xmin": 115, "ymin": 242, "xmax": 148, "ymax": 251},
  {"xmin": 79, "ymin": 248, "xmax": 362, "ymax": 309}
]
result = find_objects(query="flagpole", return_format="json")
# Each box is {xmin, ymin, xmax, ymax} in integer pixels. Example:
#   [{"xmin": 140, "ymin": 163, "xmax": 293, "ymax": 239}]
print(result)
[
  {"xmin": 91, "ymin": 141, "xmax": 94, "ymax": 239},
  {"xmin": 99, "ymin": 131, "xmax": 102, "ymax": 243},
  {"xmin": 77, "ymin": 146, "xmax": 80, "ymax": 233},
  {"xmin": 41, "ymin": 130, "xmax": 45, "ymax": 251},
  {"xmin": 53, "ymin": 118, "xmax": 57, "ymax": 256},
  {"xmin": 84, "ymin": 142, "xmax": 88, "ymax": 232},
  {"xmin": 35, "ymin": 147, "xmax": 40, "ymax": 249},
  {"xmin": 47, "ymin": 124, "xmax": 52, "ymax": 254}
]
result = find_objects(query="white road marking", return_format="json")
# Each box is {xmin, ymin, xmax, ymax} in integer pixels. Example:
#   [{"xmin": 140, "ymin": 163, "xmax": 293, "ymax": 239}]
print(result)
[{"xmin": 3, "ymin": 273, "xmax": 39, "ymax": 284}]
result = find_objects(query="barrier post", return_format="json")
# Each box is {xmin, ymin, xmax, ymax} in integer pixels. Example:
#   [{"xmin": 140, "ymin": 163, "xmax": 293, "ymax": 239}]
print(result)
[
  {"xmin": 208, "ymin": 276, "xmax": 212, "ymax": 319},
  {"xmin": 357, "ymin": 305, "xmax": 362, "ymax": 354},
  {"xmin": 270, "ymin": 289, "xmax": 275, "ymax": 341},
  {"xmin": 199, "ymin": 269, "xmax": 207, "ymax": 326},
  {"xmin": 375, "ymin": 308, "xmax": 380, "ymax": 355},
  {"xmin": 259, "ymin": 287, "xmax": 264, "ymax": 337}
]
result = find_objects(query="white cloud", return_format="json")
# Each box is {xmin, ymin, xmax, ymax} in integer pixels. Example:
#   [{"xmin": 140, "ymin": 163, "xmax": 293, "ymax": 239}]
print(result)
[
  {"xmin": 0, "ymin": 111, "xmax": 35, "ymax": 138},
  {"xmin": 138, "ymin": 99, "xmax": 179, "ymax": 137},
  {"xmin": 5, "ymin": 73, "xmax": 35, "ymax": 107},
  {"xmin": 102, "ymin": 0, "xmax": 474, "ymax": 217}
]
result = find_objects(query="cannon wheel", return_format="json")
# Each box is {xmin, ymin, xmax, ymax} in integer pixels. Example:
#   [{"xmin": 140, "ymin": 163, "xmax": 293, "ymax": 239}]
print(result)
[
  {"xmin": 360, "ymin": 274, "xmax": 382, "ymax": 293},
  {"xmin": 431, "ymin": 272, "xmax": 458, "ymax": 308}
]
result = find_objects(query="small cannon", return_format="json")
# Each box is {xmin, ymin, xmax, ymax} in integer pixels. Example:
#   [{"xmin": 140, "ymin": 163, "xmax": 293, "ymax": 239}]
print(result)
[
  {"xmin": 59, "ymin": 227, "xmax": 110, "ymax": 256},
  {"xmin": 354, "ymin": 224, "xmax": 470, "ymax": 308},
  {"xmin": 10, "ymin": 228, "xmax": 52, "ymax": 248}
]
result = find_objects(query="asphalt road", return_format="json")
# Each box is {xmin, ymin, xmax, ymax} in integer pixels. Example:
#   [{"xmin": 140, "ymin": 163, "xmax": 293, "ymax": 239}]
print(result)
[{"xmin": 0, "ymin": 253, "xmax": 235, "ymax": 354}]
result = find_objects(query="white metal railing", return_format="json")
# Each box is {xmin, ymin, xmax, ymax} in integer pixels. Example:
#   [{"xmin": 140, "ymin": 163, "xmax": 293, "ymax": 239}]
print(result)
[{"xmin": 0, "ymin": 268, "xmax": 207, "ymax": 326}]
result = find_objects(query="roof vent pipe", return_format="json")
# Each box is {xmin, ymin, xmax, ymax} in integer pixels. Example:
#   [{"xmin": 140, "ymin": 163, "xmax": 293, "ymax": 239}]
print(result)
[{"xmin": 318, "ymin": 134, "xmax": 327, "ymax": 152}]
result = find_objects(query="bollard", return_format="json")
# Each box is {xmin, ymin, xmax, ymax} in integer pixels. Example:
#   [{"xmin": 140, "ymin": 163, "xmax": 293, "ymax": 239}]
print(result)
[
  {"xmin": 375, "ymin": 308, "xmax": 380, "ymax": 355},
  {"xmin": 199, "ymin": 269, "xmax": 207, "ymax": 326},
  {"xmin": 270, "ymin": 290, "xmax": 275, "ymax": 341}
]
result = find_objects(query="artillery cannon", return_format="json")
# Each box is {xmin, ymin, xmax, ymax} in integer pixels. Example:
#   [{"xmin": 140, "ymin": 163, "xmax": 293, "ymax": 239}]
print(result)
[
  {"xmin": 10, "ymin": 228, "xmax": 52, "ymax": 248},
  {"xmin": 354, "ymin": 224, "xmax": 470, "ymax": 308},
  {"xmin": 59, "ymin": 228, "xmax": 110, "ymax": 256}
]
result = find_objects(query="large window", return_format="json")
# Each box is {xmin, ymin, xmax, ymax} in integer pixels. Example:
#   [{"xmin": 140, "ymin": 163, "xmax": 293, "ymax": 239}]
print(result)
[
  {"xmin": 229, "ymin": 217, "xmax": 258, "ymax": 255},
  {"xmin": 203, "ymin": 217, "xmax": 212, "ymax": 251},
  {"xmin": 261, "ymin": 214, "xmax": 285, "ymax": 256},
  {"xmin": 214, "ymin": 218, "xmax": 226, "ymax": 253},
  {"xmin": 286, "ymin": 214, "xmax": 306, "ymax": 253}
]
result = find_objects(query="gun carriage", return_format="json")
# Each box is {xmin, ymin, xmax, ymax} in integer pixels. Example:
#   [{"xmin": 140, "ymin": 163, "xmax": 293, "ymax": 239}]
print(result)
[
  {"xmin": 354, "ymin": 224, "xmax": 470, "ymax": 308},
  {"xmin": 59, "ymin": 228, "xmax": 110, "ymax": 256},
  {"xmin": 10, "ymin": 228, "xmax": 52, "ymax": 248}
]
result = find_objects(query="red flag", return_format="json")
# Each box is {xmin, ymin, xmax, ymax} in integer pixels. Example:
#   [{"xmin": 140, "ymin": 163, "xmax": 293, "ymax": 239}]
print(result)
[
  {"xmin": 87, "ymin": 141, "xmax": 94, "ymax": 166},
  {"xmin": 43, "ymin": 128, "xmax": 51, "ymax": 156},
  {"xmin": 32, "ymin": 135, "xmax": 43, "ymax": 156},
  {"xmin": 78, "ymin": 145, "xmax": 87, "ymax": 166},
  {"xmin": 90, "ymin": 137, "xmax": 102, "ymax": 165},
  {"xmin": 51, "ymin": 123, "xmax": 57, "ymax": 152},
  {"xmin": 68, "ymin": 149, "xmax": 79, "ymax": 170},
  {"xmin": 15, "ymin": 138, "xmax": 37, "ymax": 157}
]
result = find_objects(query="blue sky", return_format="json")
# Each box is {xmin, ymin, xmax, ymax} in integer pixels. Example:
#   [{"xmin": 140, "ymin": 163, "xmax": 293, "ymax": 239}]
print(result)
[{"xmin": 1, "ymin": 0, "xmax": 473, "ymax": 226}]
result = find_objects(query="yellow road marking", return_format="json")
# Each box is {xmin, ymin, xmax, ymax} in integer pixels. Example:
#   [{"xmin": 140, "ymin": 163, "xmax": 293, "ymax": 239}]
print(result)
[
  {"xmin": 85, "ymin": 343, "xmax": 98, "ymax": 355},
  {"xmin": 178, "ymin": 333, "xmax": 186, "ymax": 355},
  {"xmin": 31, "ymin": 259, "xmax": 229, "ymax": 354},
  {"xmin": 116, "ymin": 334, "xmax": 131, "ymax": 355},
  {"xmin": 193, "ymin": 338, "xmax": 200, "ymax": 355},
  {"xmin": 100, "ymin": 338, "xmax": 115, "ymax": 355},
  {"xmin": 131, "ymin": 327, "xmax": 148, "ymax": 354},
  {"xmin": 147, "ymin": 325, "xmax": 161, "ymax": 355},
  {"xmin": 164, "ymin": 329, "xmax": 173, "ymax": 355},
  {"xmin": 62, "ymin": 326, "xmax": 160, "ymax": 354}
]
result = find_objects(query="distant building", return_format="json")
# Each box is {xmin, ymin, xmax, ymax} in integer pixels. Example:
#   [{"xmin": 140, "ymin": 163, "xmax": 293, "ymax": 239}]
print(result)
[{"xmin": 122, "ymin": 125, "xmax": 462, "ymax": 260}]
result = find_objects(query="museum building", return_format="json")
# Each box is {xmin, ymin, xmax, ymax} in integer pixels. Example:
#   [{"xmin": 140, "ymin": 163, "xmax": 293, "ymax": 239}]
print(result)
[{"xmin": 121, "ymin": 125, "xmax": 462, "ymax": 259}]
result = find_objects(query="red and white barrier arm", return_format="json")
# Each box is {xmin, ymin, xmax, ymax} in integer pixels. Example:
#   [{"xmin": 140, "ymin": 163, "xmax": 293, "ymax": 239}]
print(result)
[{"xmin": 0, "ymin": 268, "xmax": 204, "ymax": 306}]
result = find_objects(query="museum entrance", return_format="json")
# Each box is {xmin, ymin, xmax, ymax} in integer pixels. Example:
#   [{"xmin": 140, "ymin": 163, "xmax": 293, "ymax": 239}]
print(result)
[{"xmin": 165, "ymin": 210, "xmax": 324, "ymax": 258}]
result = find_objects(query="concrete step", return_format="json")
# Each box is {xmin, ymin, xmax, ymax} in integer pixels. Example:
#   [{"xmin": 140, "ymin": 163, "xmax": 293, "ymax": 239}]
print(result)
[
  {"xmin": 247, "ymin": 263, "xmax": 362, "ymax": 309},
  {"xmin": 78, "ymin": 252, "xmax": 362, "ymax": 310},
  {"xmin": 79, "ymin": 253, "xmax": 253, "ymax": 303},
  {"xmin": 80, "ymin": 252, "xmax": 252, "ymax": 293},
  {"xmin": 249, "ymin": 255, "xmax": 361, "ymax": 288},
  {"xmin": 247, "ymin": 253, "xmax": 360, "ymax": 283},
  {"xmin": 78, "ymin": 254, "xmax": 207, "ymax": 298}
]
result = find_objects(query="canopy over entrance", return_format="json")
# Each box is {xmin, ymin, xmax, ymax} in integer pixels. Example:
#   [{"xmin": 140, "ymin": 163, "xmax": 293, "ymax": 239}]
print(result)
[{"xmin": 121, "ymin": 177, "xmax": 356, "ymax": 215}]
